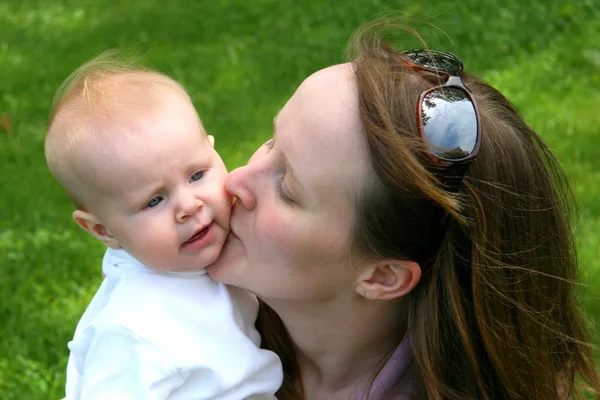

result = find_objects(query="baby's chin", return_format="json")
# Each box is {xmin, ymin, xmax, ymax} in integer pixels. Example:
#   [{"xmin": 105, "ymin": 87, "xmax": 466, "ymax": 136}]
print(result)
[
  {"xmin": 172, "ymin": 265, "xmax": 208, "ymax": 272},
  {"xmin": 146, "ymin": 263, "xmax": 207, "ymax": 273},
  {"xmin": 142, "ymin": 256, "xmax": 212, "ymax": 273}
]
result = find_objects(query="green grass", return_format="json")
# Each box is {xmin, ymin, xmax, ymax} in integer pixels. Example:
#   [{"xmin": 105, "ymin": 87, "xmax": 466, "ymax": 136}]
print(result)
[{"xmin": 0, "ymin": 0, "xmax": 598, "ymax": 398}]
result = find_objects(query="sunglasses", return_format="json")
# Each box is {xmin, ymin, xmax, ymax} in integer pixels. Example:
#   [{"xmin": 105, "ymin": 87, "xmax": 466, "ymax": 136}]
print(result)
[{"xmin": 401, "ymin": 50, "xmax": 481, "ymax": 189}]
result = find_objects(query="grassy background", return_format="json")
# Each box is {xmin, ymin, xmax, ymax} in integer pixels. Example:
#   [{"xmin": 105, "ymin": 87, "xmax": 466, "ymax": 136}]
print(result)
[{"xmin": 0, "ymin": 0, "xmax": 598, "ymax": 398}]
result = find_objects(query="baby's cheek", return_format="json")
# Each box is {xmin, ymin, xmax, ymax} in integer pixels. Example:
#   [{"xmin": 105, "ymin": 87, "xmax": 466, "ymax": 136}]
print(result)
[
  {"xmin": 211, "ymin": 188, "xmax": 233, "ymax": 225},
  {"xmin": 131, "ymin": 223, "xmax": 171, "ymax": 265}
]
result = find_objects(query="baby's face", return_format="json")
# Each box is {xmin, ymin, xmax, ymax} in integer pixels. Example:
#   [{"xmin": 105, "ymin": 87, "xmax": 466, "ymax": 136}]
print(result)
[{"xmin": 91, "ymin": 94, "xmax": 232, "ymax": 271}]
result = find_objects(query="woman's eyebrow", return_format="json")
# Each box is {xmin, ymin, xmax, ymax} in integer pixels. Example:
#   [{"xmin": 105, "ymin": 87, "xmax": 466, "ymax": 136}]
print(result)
[
  {"xmin": 272, "ymin": 111, "xmax": 305, "ymax": 196},
  {"xmin": 273, "ymin": 112, "xmax": 280, "ymax": 138},
  {"xmin": 283, "ymin": 155, "xmax": 304, "ymax": 196}
]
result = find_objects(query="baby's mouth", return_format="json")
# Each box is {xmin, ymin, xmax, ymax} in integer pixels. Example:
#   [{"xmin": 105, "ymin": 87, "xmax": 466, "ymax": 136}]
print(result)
[{"xmin": 183, "ymin": 223, "xmax": 211, "ymax": 245}]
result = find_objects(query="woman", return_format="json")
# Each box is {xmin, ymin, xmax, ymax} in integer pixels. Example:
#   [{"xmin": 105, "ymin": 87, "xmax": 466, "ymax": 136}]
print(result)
[{"xmin": 207, "ymin": 21, "xmax": 600, "ymax": 399}]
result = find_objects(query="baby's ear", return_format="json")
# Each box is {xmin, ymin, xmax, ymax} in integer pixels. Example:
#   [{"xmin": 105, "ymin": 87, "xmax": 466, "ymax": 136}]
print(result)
[
  {"xmin": 72, "ymin": 210, "xmax": 121, "ymax": 249},
  {"xmin": 207, "ymin": 135, "xmax": 215, "ymax": 147}
]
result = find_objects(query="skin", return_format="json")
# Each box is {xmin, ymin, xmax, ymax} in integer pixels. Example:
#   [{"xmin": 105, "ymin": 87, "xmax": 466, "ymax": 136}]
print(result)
[
  {"xmin": 208, "ymin": 63, "xmax": 421, "ymax": 399},
  {"xmin": 51, "ymin": 88, "xmax": 232, "ymax": 271}
]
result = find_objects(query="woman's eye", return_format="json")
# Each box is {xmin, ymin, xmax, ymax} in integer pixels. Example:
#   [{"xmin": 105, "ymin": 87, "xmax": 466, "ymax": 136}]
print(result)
[
  {"xmin": 276, "ymin": 176, "xmax": 294, "ymax": 205},
  {"xmin": 190, "ymin": 171, "xmax": 205, "ymax": 182},
  {"xmin": 146, "ymin": 196, "xmax": 163, "ymax": 208}
]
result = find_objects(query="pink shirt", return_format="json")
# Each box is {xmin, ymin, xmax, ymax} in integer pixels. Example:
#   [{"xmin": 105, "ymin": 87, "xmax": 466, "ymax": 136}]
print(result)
[{"xmin": 364, "ymin": 337, "xmax": 412, "ymax": 399}]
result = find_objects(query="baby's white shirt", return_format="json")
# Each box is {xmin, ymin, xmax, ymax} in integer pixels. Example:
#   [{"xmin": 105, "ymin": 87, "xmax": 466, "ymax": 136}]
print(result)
[{"xmin": 65, "ymin": 248, "xmax": 282, "ymax": 400}]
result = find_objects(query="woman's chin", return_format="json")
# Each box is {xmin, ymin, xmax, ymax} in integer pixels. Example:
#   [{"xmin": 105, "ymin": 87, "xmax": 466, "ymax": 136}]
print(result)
[
  {"xmin": 207, "ymin": 237, "xmax": 242, "ymax": 283},
  {"xmin": 206, "ymin": 257, "xmax": 229, "ymax": 282}
]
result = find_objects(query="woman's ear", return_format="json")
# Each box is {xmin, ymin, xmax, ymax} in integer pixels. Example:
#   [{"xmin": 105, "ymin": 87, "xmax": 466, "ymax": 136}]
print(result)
[
  {"xmin": 72, "ymin": 210, "xmax": 121, "ymax": 249},
  {"xmin": 355, "ymin": 260, "xmax": 421, "ymax": 300}
]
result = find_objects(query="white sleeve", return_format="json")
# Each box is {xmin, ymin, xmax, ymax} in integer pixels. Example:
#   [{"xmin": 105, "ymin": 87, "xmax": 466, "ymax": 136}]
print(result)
[{"xmin": 74, "ymin": 324, "xmax": 185, "ymax": 400}]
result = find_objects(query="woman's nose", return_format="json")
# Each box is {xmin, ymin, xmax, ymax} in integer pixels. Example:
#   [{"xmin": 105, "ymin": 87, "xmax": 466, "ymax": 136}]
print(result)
[
  {"xmin": 176, "ymin": 193, "xmax": 204, "ymax": 223},
  {"xmin": 225, "ymin": 165, "xmax": 256, "ymax": 210}
]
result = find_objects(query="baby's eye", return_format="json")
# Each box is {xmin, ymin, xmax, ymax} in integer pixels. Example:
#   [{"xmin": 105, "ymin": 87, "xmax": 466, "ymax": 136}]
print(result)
[
  {"xmin": 190, "ymin": 171, "xmax": 205, "ymax": 182},
  {"xmin": 146, "ymin": 196, "xmax": 163, "ymax": 208}
]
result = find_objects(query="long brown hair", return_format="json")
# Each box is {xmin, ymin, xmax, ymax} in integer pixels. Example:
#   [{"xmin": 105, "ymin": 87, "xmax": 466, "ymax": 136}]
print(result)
[{"xmin": 257, "ymin": 20, "xmax": 600, "ymax": 399}]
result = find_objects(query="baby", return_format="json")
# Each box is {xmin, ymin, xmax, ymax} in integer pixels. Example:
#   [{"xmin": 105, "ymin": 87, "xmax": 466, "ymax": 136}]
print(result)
[{"xmin": 45, "ymin": 53, "xmax": 282, "ymax": 399}]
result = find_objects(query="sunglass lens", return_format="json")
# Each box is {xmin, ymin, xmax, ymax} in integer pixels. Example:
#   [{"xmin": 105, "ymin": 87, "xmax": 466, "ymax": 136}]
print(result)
[
  {"xmin": 421, "ymin": 88, "xmax": 478, "ymax": 161},
  {"xmin": 404, "ymin": 50, "xmax": 463, "ymax": 75}
]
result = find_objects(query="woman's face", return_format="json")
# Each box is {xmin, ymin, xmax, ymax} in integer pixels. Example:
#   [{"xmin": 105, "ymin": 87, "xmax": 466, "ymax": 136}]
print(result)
[{"xmin": 207, "ymin": 63, "xmax": 374, "ymax": 302}]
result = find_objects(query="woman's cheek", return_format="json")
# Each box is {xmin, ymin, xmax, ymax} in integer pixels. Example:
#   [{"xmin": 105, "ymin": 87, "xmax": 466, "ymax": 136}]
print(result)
[
  {"xmin": 257, "ymin": 208, "xmax": 308, "ymax": 257},
  {"xmin": 259, "ymin": 208, "xmax": 292, "ymax": 241}
]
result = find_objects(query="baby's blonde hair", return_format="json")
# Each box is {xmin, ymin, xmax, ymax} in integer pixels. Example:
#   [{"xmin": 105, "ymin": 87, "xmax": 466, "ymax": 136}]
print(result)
[{"xmin": 45, "ymin": 50, "xmax": 193, "ymax": 209}]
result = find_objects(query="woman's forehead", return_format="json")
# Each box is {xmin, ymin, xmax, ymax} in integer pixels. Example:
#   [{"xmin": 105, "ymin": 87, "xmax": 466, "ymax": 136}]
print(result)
[{"xmin": 278, "ymin": 63, "xmax": 372, "ymax": 194}]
